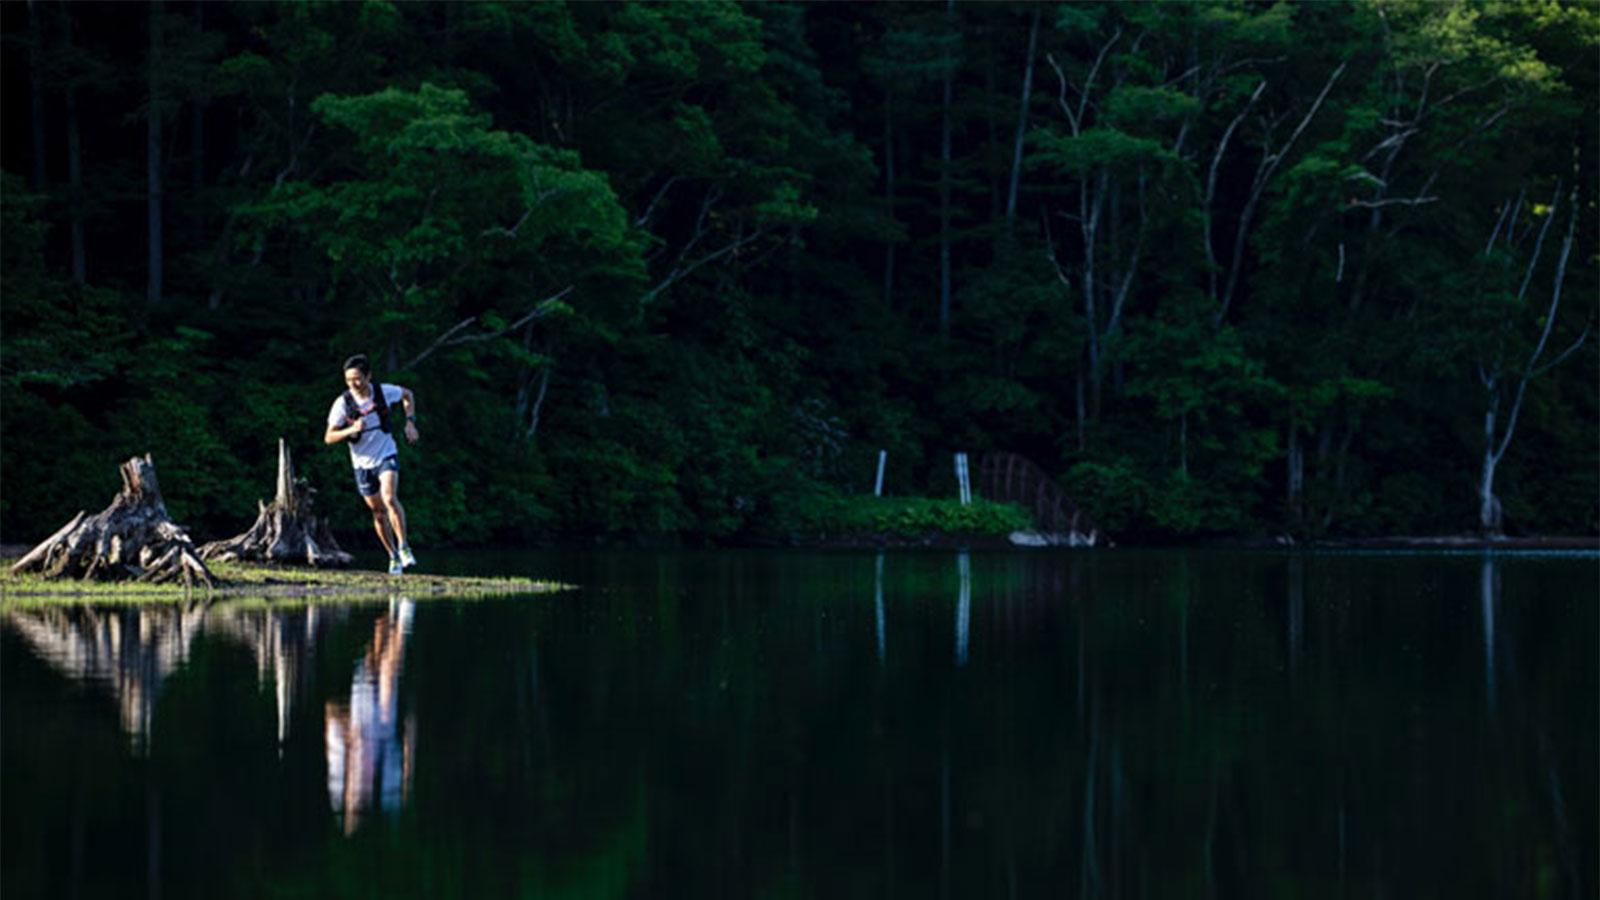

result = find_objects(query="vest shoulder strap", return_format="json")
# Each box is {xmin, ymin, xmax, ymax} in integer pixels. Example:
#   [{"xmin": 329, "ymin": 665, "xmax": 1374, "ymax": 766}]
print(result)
[
  {"xmin": 342, "ymin": 388, "xmax": 392, "ymax": 432},
  {"xmin": 373, "ymin": 384, "xmax": 391, "ymax": 432}
]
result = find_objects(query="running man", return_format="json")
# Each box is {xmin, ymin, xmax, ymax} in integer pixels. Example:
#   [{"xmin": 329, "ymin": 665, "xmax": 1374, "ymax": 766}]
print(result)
[{"xmin": 325, "ymin": 354, "xmax": 420, "ymax": 575}]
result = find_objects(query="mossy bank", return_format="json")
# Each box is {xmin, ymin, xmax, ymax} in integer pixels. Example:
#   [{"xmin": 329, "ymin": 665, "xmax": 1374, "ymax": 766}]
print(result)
[{"xmin": 0, "ymin": 557, "xmax": 569, "ymax": 606}]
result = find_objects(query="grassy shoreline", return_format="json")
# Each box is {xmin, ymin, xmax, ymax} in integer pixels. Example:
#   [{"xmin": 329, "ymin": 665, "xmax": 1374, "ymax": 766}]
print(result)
[{"xmin": 0, "ymin": 558, "xmax": 569, "ymax": 606}]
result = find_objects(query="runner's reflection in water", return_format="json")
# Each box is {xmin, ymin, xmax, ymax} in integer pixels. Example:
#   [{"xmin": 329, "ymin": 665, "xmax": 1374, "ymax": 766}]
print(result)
[{"xmin": 325, "ymin": 597, "xmax": 416, "ymax": 835}]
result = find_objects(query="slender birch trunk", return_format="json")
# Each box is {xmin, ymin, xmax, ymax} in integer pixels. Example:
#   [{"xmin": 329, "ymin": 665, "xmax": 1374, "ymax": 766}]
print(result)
[
  {"xmin": 1286, "ymin": 421, "xmax": 1303, "ymax": 520},
  {"xmin": 1211, "ymin": 63, "xmax": 1346, "ymax": 324},
  {"xmin": 1478, "ymin": 398, "xmax": 1504, "ymax": 532},
  {"xmin": 1477, "ymin": 189, "xmax": 1583, "ymax": 534},
  {"xmin": 1004, "ymin": 6, "xmax": 1041, "ymax": 234}
]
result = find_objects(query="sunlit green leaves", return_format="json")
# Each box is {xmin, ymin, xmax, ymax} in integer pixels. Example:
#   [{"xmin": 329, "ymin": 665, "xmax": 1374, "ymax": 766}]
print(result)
[
  {"xmin": 1195, "ymin": 0, "xmax": 1295, "ymax": 48},
  {"xmin": 1031, "ymin": 127, "xmax": 1172, "ymax": 176},
  {"xmin": 1053, "ymin": 5, "xmax": 1104, "ymax": 38},
  {"xmin": 753, "ymin": 182, "xmax": 818, "ymax": 227},
  {"xmin": 1102, "ymin": 86, "xmax": 1202, "ymax": 133},
  {"xmin": 288, "ymin": 82, "xmax": 635, "ymax": 320}
]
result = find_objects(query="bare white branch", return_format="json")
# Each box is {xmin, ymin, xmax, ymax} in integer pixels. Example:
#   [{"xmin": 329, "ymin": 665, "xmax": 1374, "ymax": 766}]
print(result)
[
  {"xmin": 1530, "ymin": 325, "xmax": 1589, "ymax": 379},
  {"xmin": 1522, "ymin": 194, "xmax": 1578, "ymax": 375},
  {"xmin": 1204, "ymin": 80, "xmax": 1267, "ymax": 303},
  {"xmin": 1514, "ymin": 181, "xmax": 1562, "ymax": 306},
  {"xmin": 635, "ymin": 175, "xmax": 682, "ymax": 229},
  {"xmin": 1345, "ymin": 195, "xmax": 1438, "ymax": 209},
  {"xmin": 1484, "ymin": 192, "xmax": 1518, "ymax": 256},
  {"xmin": 405, "ymin": 285, "xmax": 575, "ymax": 370},
  {"xmin": 1045, "ymin": 53, "xmax": 1080, "ymax": 135},
  {"xmin": 639, "ymin": 225, "xmax": 766, "ymax": 306},
  {"xmin": 1217, "ymin": 61, "xmax": 1347, "ymax": 322}
]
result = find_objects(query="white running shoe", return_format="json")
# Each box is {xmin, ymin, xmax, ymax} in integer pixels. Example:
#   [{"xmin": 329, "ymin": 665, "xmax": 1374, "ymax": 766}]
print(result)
[
  {"xmin": 398, "ymin": 546, "xmax": 417, "ymax": 568},
  {"xmin": 388, "ymin": 557, "xmax": 404, "ymax": 576}
]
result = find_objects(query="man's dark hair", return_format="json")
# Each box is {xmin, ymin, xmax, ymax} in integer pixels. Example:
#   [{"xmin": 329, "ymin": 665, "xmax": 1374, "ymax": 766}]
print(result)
[{"xmin": 339, "ymin": 353, "xmax": 392, "ymax": 432}]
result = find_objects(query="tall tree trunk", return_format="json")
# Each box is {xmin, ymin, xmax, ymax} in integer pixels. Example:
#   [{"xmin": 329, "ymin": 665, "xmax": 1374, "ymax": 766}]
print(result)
[
  {"xmin": 526, "ymin": 365, "xmax": 552, "ymax": 440},
  {"xmin": 1004, "ymin": 6, "xmax": 1041, "ymax": 234},
  {"xmin": 27, "ymin": 0, "xmax": 48, "ymax": 192},
  {"xmin": 984, "ymin": 47, "xmax": 1000, "ymax": 223},
  {"xmin": 1477, "ymin": 186, "xmax": 1583, "ymax": 535},
  {"xmin": 64, "ymin": 5, "xmax": 86, "ymax": 283},
  {"xmin": 1074, "ymin": 371, "xmax": 1086, "ymax": 452},
  {"xmin": 1478, "ymin": 401, "xmax": 1503, "ymax": 533},
  {"xmin": 146, "ymin": 1, "xmax": 164, "ymax": 306},
  {"xmin": 937, "ymin": 0, "xmax": 954, "ymax": 338},
  {"xmin": 1179, "ymin": 412, "xmax": 1189, "ymax": 478},
  {"xmin": 1204, "ymin": 81, "xmax": 1265, "ymax": 309},
  {"xmin": 1286, "ymin": 422, "xmax": 1303, "ymax": 523},
  {"xmin": 1323, "ymin": 420, "xmax": 1356, "ymax": 530},
  {"xmin": 1100, "ymin": 170, "xmax": 1147, "ymax": 411},
  {"xmin": 1043, "ymin": 32, "xmax": 1126, "ymax": 431},
  {"xmin": 191, "ymin": 107, "xmax": 204, "ymax": 184},
  {"xmin": 883, "ymin": 90, "xmax": 896, "ymax": 310},
  {"xmin": 1081, "ymin": 169, "xmax": 1107, "ymax": 416},
  {"xmin": 190, "ymin": 2, "xmax": 205, "ymax": 192},
  {"xmin": 1345, "ymin": 134, "xmax": 1404, "ymax": 312}
]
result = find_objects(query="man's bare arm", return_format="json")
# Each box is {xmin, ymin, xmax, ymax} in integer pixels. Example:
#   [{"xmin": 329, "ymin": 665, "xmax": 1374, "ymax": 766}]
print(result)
[
  {"xmin": 325, "ymin": 418, "xmax": 363, "ymax": 445},
  {"xmin": 401, "ymin": 389, "xmax": 419, "ymax": 443}
]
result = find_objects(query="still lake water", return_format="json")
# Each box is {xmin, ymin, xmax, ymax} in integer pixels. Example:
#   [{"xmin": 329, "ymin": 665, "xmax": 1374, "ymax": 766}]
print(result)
[{"xmin": 2, "ymin": 549, "xmax": 1594, "ymax": 899}]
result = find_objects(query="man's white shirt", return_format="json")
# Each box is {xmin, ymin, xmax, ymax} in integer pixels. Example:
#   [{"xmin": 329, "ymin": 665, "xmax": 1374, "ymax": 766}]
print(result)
[{"xmin": 328, "ymin": 384, "xmax": 405, "ymax": 469}]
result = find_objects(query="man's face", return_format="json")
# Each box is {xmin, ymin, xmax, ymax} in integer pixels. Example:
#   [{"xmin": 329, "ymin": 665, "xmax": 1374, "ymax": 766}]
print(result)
[{"xmin": 344, "ymin": 368, "xmax": 370, "ymax": 395}]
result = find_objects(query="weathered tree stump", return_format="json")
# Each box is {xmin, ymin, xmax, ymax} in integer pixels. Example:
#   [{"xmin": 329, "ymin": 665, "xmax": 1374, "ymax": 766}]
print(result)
[
  {"xmin": 10, "ymin": 454, "xmax": 217, "ymax": 586},
  {"xmin": 199, "ymin": 439, "xmax": 352, "ymax": 567}
]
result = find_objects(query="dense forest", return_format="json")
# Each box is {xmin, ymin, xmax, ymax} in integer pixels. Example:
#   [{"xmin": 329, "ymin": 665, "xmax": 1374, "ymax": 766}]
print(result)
[{"xmin": 2, "ymin": 1, "xmax": 1595, "ymax": 547}]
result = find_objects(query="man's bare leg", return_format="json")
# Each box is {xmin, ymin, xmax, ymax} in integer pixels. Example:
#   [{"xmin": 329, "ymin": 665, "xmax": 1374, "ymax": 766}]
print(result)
[
  {"xmin": 365, "ymin": 493, "xmax": 397, "ymax": 559},
  {"xmin": 379, "ymin": 470, "xmax": 413, "ymax": 565},
  {"xmin": 379, "ymin": 470, "xmax": 408, "ymax": 547}
]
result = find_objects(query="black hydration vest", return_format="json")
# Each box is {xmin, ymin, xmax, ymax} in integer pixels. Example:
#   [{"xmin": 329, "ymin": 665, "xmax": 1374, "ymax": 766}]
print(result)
[{"xmin": 342, "ymin": 384, "xmax": 393, "ymax": 435}]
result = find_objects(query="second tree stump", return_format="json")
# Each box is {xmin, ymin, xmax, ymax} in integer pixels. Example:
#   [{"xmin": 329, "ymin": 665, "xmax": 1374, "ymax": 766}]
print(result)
[{"xmin": 199, "ymin": 439, "xmax": 353, "ymax": 567}]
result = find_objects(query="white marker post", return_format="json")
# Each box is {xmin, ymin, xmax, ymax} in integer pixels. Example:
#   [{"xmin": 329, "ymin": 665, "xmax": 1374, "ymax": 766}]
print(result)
[
  {"xmin": 874, "ymin": 449, "xmax": 887, "ymax": 497},
  {"xmin": 953, "ymin": 453, "xmax": 971, "ymax": 505}
]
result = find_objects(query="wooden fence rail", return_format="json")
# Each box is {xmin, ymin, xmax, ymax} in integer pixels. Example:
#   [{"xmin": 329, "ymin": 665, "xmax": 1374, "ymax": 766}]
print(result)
[{"xmin": 975, "ymin": 452, "xmax": 1097, "ymax": 541}]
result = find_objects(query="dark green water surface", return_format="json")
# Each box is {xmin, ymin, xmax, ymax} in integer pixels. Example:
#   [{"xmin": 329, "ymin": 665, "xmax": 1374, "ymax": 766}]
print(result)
[{"xmin": 3, "ymin": 550, "xmax": 1595, "ymax": 898}]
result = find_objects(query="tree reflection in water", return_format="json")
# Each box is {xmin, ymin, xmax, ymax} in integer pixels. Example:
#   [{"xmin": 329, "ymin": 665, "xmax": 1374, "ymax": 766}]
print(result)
[
  {"xmin": 4, "ymin": 597, "xmax": 420, "ymax": 834},
  {"xmin": 325, "ymin": 597, "xmax": 416, "ymax": 835},
  {"xmin": 1481, "ymin": 555, "xmax": 1498, "ymax": 715},
  {"xmin": 2, "ymin": 552, "xmax": 1592, "ymax": 897},
  {"xmin": 208, "ymin": 604, "xmax": 341, "ymax": 749},
  {"xmin": 3, "ymin": 602, "xmax": 350, "ymax": 756},
  {"xmin": 3, "ymin": 605, "xmax": 205, "ymax": 753}
]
